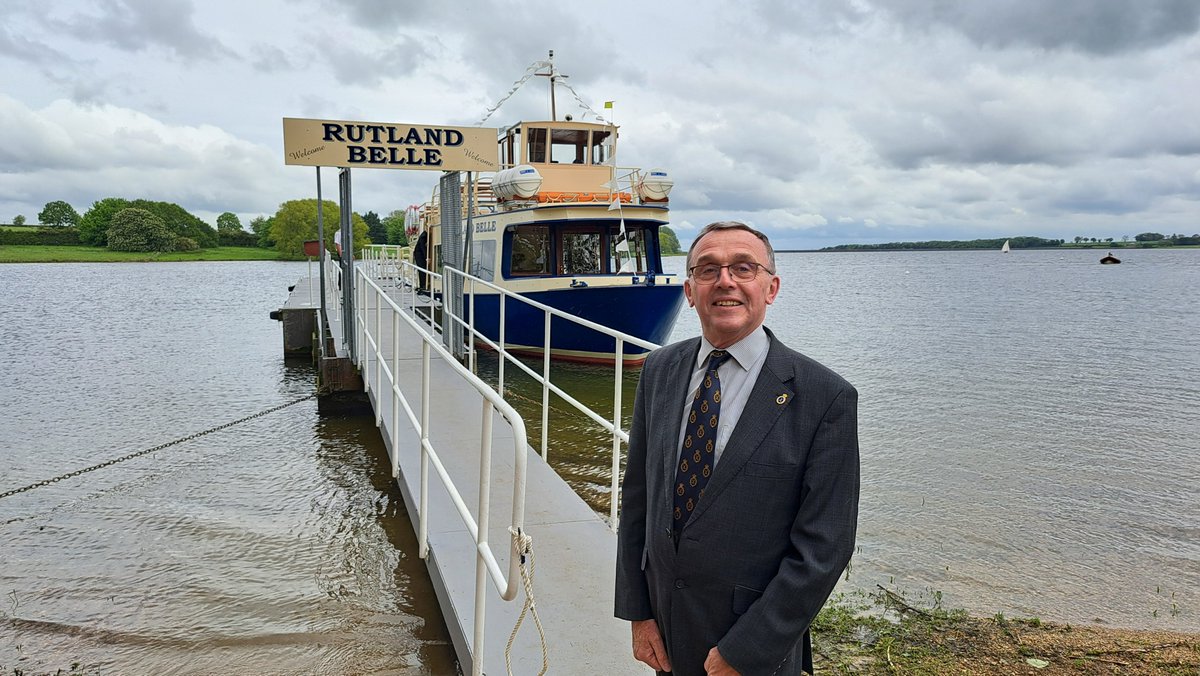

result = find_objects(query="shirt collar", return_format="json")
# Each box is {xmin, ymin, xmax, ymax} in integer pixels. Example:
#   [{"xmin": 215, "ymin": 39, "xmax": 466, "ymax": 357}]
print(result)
[{"xmin": 696, "ymin": 326, "xmax": 768, "ymax": 373}]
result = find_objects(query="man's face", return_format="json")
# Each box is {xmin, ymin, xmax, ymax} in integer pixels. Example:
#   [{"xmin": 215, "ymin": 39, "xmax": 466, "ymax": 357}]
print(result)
[{"xmin": 684, "ymin": 228, "xmax": 780, "ymax": 348}]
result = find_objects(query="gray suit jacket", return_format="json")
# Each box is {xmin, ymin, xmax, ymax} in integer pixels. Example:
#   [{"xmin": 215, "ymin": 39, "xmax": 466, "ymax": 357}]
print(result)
[{"xmin": 616, "ymin": 327, "xmax": 859, "ymax": 675}]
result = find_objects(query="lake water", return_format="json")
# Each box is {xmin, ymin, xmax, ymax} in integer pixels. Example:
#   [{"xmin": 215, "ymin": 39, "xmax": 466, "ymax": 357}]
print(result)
[
  {"xmin": 0, "ymin": 262, "xmax": 457, "ymax": 674},
  {"xmin": 743, "ymin": 248, "xmax": 1200, "ymax": 630},
  {"xmin": 1, "ymin": 249, "xmax": 1197, "ymax": 673}
]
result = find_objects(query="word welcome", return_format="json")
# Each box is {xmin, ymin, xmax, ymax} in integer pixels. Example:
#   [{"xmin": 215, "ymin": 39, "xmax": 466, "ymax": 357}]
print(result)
[{"xmin": 288, "ymin": 144, "xmax": 325, "ymax": 161}]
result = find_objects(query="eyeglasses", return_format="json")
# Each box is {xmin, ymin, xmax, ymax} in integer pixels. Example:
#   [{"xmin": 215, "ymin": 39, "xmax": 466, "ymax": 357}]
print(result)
[{"xmin": 688, "ymin": 262, "xmax": 772, "ymax": 284}]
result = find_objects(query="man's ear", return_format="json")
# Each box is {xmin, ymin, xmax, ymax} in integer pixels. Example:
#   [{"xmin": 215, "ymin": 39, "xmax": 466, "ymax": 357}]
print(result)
[{"xmin": 765, "ymin": 275, "xmax": 780, "ymax": 305}]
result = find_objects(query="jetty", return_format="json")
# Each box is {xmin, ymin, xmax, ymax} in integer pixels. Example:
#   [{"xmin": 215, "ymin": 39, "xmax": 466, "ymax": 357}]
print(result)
[{"xmin": 275, "ymin": 253, "xmax": 654, "ymax": 674}]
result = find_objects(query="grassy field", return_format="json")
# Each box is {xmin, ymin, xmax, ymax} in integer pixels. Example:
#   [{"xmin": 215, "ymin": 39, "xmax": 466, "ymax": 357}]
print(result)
[{"xmin": 0, "ymin": 245, "xmax": 284, "ymax": 263}]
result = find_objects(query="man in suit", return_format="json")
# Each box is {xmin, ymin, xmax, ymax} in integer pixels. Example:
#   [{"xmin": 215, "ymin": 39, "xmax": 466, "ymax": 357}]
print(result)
[
  {"xmin": 616, "ymin": 221, "xmax": 859, "ymax": 675},
  {"xmin": 411, "ymin": 227, "xmax": 428, "ymax": 291}
]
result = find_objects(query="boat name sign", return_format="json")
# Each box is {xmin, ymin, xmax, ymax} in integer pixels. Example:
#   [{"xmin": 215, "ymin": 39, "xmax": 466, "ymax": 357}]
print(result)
[{"xmin": 282, "ymin": 117, "xmax": 498, "ymax": 172}]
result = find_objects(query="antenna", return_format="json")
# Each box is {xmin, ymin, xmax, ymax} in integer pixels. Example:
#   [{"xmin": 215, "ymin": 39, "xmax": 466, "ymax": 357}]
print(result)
[{"xmin": 535, "ymin": 49, "xmax": 567, "ymax": 121}]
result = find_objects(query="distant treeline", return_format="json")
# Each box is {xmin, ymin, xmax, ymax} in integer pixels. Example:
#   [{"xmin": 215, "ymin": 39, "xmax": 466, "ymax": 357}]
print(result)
[
  {"xmin": 822, "ymin": 233, "xmax": 1200, "ymax": 251},
  {"xmin": 821, "ymin": 236, "xmax": 1064, "ymax": 251}
]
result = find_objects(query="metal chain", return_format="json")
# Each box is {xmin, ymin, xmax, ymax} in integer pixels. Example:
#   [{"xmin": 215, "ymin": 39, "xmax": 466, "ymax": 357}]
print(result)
[{"xmin": 0, "ymin": 394, "xmax": 317, "ymax": 500}]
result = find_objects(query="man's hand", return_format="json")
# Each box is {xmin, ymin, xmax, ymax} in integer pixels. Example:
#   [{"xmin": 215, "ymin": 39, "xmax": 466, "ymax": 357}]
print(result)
[
  {"xmin": 631, "ymin": 619, "xmax": 671, "ymax": 672},
  {"xmin": 704, "ymin": 646, "xmax": 740, "ymax": 675}
]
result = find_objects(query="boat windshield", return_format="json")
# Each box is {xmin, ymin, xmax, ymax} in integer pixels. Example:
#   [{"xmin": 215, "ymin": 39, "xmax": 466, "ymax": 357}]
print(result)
[
  {"xmin": 515, "ymin": 126, "xmax": 612, "ymax": 166},
  {"xmin": 551, "ymin": 129, "xmax": 588, "ymax": 164},
  {"xmin": 507, "ymin": 221, "xmax": 654, "ymax": 277},
  {"xmin": 562, "ymin": 228, "xmax": 603, "ymax": 273}
]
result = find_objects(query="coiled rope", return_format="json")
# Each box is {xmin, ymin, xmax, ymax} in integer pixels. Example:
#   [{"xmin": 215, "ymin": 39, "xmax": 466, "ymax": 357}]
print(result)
[
  {"xmin": 505, "ymin": 526, "xmax": 549, "ymax": 675},
  {"xmin": 0, "ymin": 393, "xmax": 317, "ymax": 500}
]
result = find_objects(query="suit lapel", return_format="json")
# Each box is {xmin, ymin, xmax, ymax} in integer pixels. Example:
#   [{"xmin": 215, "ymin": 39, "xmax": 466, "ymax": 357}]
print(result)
[
  {"xmin": 656, "ymin": 339, "xmax": 700, "ymax": 507},
  {"xmin": 688, "ymin": 334, "xmax": 797, "ymax": 525}
]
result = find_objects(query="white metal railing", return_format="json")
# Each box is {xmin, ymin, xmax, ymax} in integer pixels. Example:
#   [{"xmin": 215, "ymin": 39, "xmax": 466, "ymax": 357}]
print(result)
[
  {"xmin": 324, "ymin": 254, "xmax": 343, "ymax": 321},
  {"xmin": 352, "ymin": 264, "xmax": 531, "ymax": 676},
  {"xmin": 361, "ymin": 244, "xmax": 410, "ymax": 285},
  {"xmin": 358, "ymin": 251, "xmax": 661, "ymax": 527}
]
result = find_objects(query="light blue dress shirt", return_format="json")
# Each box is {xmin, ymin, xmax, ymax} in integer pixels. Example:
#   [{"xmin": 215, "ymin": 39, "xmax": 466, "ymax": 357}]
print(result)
[{"xmin": 676, "ymin": 326, "xmax": 770, "ymax": 467}]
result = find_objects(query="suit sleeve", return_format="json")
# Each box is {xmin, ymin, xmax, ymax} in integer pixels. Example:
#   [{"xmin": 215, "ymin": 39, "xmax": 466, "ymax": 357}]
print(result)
[
  {"xmin": 614, "ymin": 355, "xmax": 655, "ymax": 620},
  {"xmin": 718, "ymin": 383, "xmax": 860, "ymax": 673}
]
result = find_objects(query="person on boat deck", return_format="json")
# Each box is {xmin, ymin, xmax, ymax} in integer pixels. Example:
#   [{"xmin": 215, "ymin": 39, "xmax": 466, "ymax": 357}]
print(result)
[
  {"xmin": 412, "ymin": 227, "xmax": 428, "ymax": 291},
  {"xmin": 616, "ymin": 221, "xmax": 860, "ymax": 675}
]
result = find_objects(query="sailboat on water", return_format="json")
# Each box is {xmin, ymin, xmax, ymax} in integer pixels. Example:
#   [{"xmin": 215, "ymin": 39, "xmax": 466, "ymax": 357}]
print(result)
[{"xmin": 1001, "ymin": 239, "xmax": 1011, "ymax": 253}]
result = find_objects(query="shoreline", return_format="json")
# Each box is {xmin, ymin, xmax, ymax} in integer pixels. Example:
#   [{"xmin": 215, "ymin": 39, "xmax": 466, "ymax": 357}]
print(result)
[
  {"xmin": 815, "ymin": 587, "xmax": 1200, "ymax": 674},
  {"xmin": 0, "ymin": 245, "xmax": 284, "ymax": 263}
]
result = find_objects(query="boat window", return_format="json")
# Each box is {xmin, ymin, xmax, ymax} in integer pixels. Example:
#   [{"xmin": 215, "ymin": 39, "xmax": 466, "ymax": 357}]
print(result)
[
  {"xmin": 609, "ymin": 226, "xmax": 647, "ymax": 274},
  {"xmin": 551, "ymin": 128, "xmax": 589, "ymax": 164},
  {"xmin": 561, "ymin": 229, "xmax": 603, "ymax": 274},
  {"xmin": 501, "ymin": 128, "xmax": 521, "ymax": 166},
  {"xmin": 470, "ymin": 239, "xmax": 496, "ymax": 281},
  {"xmin": 527, "ymin": 128, "xmax": 547, "ymax": 164},
  {"xmin": 591, "ymin": 129, "xmax": 612, "ymax": 166},
  {"xmin": 510, "ymin": 226, "xmax": 551, "ymax": 275}
]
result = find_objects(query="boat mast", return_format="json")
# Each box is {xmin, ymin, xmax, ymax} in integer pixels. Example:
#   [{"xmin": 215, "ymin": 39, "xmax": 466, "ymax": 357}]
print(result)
[{"xmin": 536, "ymin": 50, "xmax": 563, "ymax": 121}]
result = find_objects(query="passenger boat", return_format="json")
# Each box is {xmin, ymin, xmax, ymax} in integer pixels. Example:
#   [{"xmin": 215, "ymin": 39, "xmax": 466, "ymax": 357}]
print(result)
[{"xmin": 413, "ymin": 60, "xmax": 684, "ymax": 364}]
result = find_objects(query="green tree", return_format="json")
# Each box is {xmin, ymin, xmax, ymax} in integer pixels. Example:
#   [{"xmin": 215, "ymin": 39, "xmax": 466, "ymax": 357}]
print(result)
[
  {"xmin": 107, "ymin": 208, "xmax": 176, "ymax": 252},
  {"xmin": 382, "ymin": 209, "xmax": 407, "ymax": 245},
  {"xmin": 79, "ymin": 197, "xmax": 132, "ymax": 246},
  {"xmin": 250, "ymin": 215, "xmax": 275, "ymax": 248},
  {"xmin": 270, "ymin": 199, "xmax": 369, "ymax": 260},
  {"xmin": 363, "ymin": 210, "xmax": 387, "ymax": 243},
  {"xmin": 79, "ymin": 198, "xmax": 217, "ymax": 247},
  {"xmin": 216, "ymin": 211, "xmax": 243, "ymax": 234},
  {"xmin": 127, "ymin": 200, "xmax": 217, "ymax": 247},
  {"xmin": 659, "ymin": 225, "xmax": 682, "ymax": 254},
  {"xmin": 1135, "ymin": 232, "xmax": 1164, "ymax": 242},
  {"xmin": 38, "ymin": 201, "xmax": 81, "ymax": 227},
  {"xmin": 12, "ymin": 215, "xmax": 25, "ymax": 226}
]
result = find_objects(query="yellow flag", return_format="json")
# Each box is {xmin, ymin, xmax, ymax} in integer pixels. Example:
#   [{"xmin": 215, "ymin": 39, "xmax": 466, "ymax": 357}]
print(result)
[{"xmin": 604, "ymin": 101, "xmax": 614, "ymax": 109}]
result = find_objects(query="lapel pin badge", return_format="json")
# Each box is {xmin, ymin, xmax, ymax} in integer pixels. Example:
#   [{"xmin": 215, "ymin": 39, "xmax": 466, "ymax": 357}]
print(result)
[{"xmin": 776, "ymin": 394, "xmax": 788, "ymax": 405}]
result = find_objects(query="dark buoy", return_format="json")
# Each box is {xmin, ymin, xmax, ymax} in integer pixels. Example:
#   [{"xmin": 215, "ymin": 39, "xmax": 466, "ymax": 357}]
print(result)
[{"xmin": 1100, "ymin": 252, "xmax": 1121, "ymax": 265}]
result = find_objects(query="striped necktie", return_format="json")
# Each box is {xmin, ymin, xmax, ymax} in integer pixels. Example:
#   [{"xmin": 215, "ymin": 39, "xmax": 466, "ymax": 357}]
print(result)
[{"xmin": 673, "ymin": 349, "xmax": 731, "ymax": 533}]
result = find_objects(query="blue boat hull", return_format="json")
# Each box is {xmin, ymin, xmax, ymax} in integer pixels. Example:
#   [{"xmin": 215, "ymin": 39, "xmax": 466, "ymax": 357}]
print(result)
[{"xmin": 465, "ymin": 284, "xmax": 684, "ymax": 364}]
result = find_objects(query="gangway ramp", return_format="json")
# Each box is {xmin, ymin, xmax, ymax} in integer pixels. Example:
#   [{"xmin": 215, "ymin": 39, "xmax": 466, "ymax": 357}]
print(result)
[{"xmin": 353, "ymin": 279, "xmax": 645, "ymax": 674}]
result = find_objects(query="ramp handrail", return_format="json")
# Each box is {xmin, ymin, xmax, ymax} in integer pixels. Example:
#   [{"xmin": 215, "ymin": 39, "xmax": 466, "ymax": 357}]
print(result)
[
  {"xmin": 358, "ymin": 247, "xmax": 663, "ymax": 528},
  {"xmin": 351, "ymin": 264, "xmax": 531, "ymax": 676}
]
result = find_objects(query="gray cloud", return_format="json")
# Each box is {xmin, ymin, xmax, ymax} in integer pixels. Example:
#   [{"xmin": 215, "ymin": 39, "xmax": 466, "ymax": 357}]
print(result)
[
  {"xmin": 874, "ymin": 0, "xmax": 1200, "ymax": 55},
  {"xmin": 249, "ymin": 44, "xmax": 296, "ymax": 73},
  {"xmin": 0, "ymin": 26, "xmax": 76, "ymax": 69},
  {"xmin": 2, "ymin": 0, "xmax": 1198, "ymax": 249},
  {"xmin": 50, "ymin": 0, "xmax": 234, "ymax": 60},
  {"xmin": 322, "ymin": 35, "xmax": 429, "ymax": 87}
]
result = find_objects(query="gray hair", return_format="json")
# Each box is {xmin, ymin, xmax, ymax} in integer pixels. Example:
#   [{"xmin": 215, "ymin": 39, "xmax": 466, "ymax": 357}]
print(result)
[{"xmin": 685, "ymin": 221, "xmax": 776, "ymax": 273}]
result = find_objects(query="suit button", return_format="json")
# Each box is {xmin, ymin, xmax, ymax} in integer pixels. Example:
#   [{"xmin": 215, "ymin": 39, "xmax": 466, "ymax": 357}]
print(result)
[{"xmin": 674, "ymin": 579, "xmax": 686, "ymax": 589}]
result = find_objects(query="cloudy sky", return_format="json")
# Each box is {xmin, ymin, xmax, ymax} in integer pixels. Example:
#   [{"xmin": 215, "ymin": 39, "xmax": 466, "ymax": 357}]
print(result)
[{"xmin": 2, "ymin": 0, "xmax": 1198, "ymax": 249}]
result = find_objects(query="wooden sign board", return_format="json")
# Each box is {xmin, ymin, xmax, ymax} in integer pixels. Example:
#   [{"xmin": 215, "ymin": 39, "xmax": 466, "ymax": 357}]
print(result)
[{"xmin": 283, "ymin": 117, "xmax": 498, "ymax": 172}]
